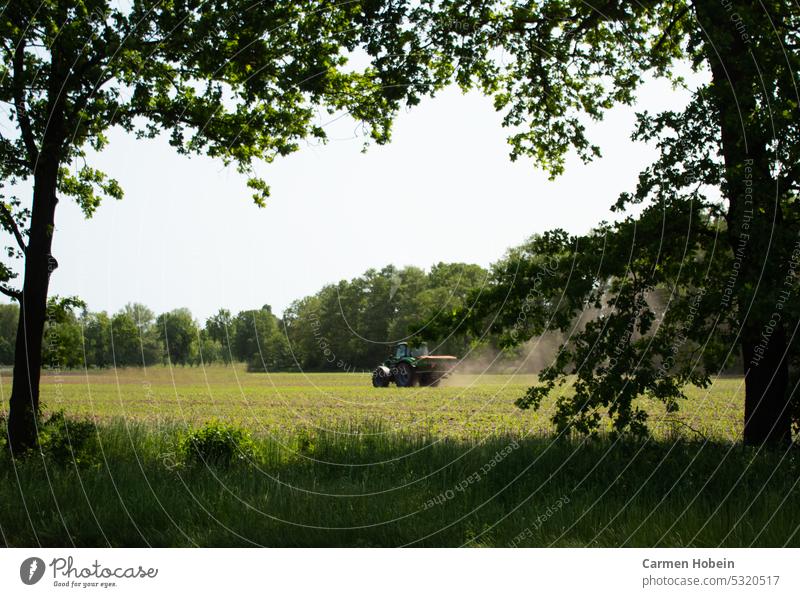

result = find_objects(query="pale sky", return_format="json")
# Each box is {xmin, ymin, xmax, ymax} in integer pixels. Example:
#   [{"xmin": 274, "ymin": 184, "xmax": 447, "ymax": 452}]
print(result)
[{"xmin": 9, "ymin": 72, "xmax": 706, "ymax": 322}]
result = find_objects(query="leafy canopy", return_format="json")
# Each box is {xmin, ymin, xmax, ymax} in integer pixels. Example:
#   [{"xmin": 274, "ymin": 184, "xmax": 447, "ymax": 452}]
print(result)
[
  {"xmin": 412, "ymin": 0, "xmax": 800, "ymax": 437},
  {"xmin": 0, "ymin": 0, "xmax": 436, "ymax": 293}
]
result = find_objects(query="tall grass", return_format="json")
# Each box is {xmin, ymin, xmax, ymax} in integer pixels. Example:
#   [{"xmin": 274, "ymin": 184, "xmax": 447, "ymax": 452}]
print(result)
[{"xmin": 1, "ymin": 419, "xmax": 798, "ymax": 547}]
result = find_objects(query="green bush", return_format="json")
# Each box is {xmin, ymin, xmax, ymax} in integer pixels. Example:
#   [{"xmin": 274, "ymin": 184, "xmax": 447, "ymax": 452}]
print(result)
[
  {"xmin": 180, "ymin": 420, "xmax": 254, "ymax": 467},
  {"xmin": 38, "ymin": 411, "xmax": 100, "ymax": 467}
]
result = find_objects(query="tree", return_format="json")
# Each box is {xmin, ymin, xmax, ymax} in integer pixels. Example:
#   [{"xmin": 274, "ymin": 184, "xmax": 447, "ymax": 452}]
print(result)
[
  {"xmin": 284, "ymin": 295, "xmax": 326, "ymax": 370},
  {"xmin": 205, "ymin": 309, "xmax": 235, "ymax": 365},
  {"xmin": 41, "ymin": 296, "xmax": 86, "ymax": 370},
  {"xmin": 401, "ymin": 262, "xmax": 488, "ymax": 357},
  {"xmin": 111, "ymin": 311, "xmax": 155, "ymax": 366},
  {"xmin": 0, "ymin": 0, "xmax": 430, "ymax": 452},
  {"xmin": 120, "ymin": 303, "xmax": 161, "ymax": 365},
  {"xmin": 156, "ymin": 308, "xmax": 198, "ymax": 366},
  {"xmin": 413, "ymin": 0, "xmax": 800, "ymax": 445},
  {"xmin": 282, "ymin": 263, "xmax": 489, "ymax": 371},
  {"xmin": 0, "ymin": 304, "xmax": 19, "ymax": 365},
  {"xmin": 82, "ymin": 311, "xmax": 112, "ymax": 368},
  {"xmin": 197, "ymin": 330, "xmax": 224, "ymax": 366},
  {"xmin": 122, "ymin": 303, "xmax": 155, "ymax": 334},
  {"xmin": 232, "ymin": 305, "xmax": 290, "ymax": 371}
]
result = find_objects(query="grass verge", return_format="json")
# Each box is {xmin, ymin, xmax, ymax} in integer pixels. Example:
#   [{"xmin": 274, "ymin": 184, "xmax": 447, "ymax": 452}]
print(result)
[{"xmin": 1, "ymin": 418, "xmax": 798, "ymax": 547}]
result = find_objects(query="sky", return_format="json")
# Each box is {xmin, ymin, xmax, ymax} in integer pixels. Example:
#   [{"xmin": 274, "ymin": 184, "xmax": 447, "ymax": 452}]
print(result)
[{"xmin": 9, "ymin": 73, "xmax": 705, "ymax": 321}]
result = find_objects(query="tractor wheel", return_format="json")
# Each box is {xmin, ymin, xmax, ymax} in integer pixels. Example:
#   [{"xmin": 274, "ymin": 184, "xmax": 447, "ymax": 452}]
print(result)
[
  {"xmin": 395, "ymin": 362, "xmax": 417, "ymax": 387},
  {"xmin": 429, "ymin": 375, "xmax": 442, "ymax": 387},
  {"xmin": 372, "ymin": 367, "xmax": 391, "ymax": 388}
]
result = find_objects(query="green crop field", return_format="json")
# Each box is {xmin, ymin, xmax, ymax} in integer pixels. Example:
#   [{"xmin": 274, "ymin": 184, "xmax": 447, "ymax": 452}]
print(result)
[
  {"xmin": 1, "ymin": 367, "xmax": 798, "ymax": 548},
  {"xmin": 6, "ymin": 366, "xmax": 748, "ymax": 440}
]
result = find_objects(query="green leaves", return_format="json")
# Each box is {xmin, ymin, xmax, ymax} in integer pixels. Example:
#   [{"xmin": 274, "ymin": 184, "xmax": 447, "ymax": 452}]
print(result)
[
  {"xmin": 409, "ymin": 1, "xmax": 693, "ymax": 177},
  {"xmin": 57, "ymin": 166, "xmax": 123, "ymax": 217},
  {"xmin": 246, "ymin": 177, "xmax": 271, "ymax": 207},
  {"xmin": 405, "ymin": 1, "xmax": 799, "ymax": 442},
  {"xmin": 431, "ymin": 197, "xmax": 731, "ymax": 437},
  {"xmin": 1, "ymin": 0, "xmax": 431, "ymax": 225},
  {"xmin": 180, "ymin": 420, "xmax": 255, "ymax": 468}
]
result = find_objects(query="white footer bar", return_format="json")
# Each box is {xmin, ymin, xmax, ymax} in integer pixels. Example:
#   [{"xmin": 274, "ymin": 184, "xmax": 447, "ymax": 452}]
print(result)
[{"xmin": 3, "ymin": 548, "xmax": 796, "ymax": 596}]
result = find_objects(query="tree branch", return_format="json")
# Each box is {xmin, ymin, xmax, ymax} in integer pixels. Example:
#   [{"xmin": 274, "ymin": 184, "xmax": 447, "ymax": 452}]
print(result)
[
  {"xmin": 0, "ymin": 131, "xmax": 33, "ymax": 171},
  {"xmin": 652, "ymin": 5, "xmax": 690, "ymax": 54},
  {"xmin": 0, "ymin": 284, "xmax": 21, "ymax": 301},
  {"xmin": 1, "ymin": 155, "xmax": 32, "ymax": 170},
  {"xmin": 0, "ymin": 203, "xmax": 26, "ymax": 252},
  {"xmin": 13, "ymin": 41, "xmax": 39, "ymax": 166}
]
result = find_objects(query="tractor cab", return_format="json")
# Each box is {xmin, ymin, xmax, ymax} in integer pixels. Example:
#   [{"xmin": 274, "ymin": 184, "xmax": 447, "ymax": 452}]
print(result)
[
  {"xmin": 392, "ymin": 342, "xmax": 429, "ymax": 359},
  {"xmin": 394, "ymin": 342, "xmax": 411, "ymax": 359}
]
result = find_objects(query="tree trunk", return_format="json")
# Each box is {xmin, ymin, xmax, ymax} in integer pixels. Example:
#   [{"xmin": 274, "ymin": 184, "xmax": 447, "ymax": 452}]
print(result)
[
  {"xmin": 694, "ymin": 1, "xmax": 791, "ymax": 446},
  {"xmin": 742, "ymin": 326, "xmax": 791, "ymax": 446},
  {"xmin": 7, "ymin": 164, "xmax": 59, "ymax": 454}
]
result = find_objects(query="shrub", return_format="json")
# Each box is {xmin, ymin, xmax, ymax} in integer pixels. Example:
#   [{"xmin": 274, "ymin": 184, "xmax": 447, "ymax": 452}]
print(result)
[
  {"xmin": 180, "ymin": 420, "xmax": 254, "ymax": 467},
  {"xmin": 38, "ymin": 411, "xmax": 100, "ymax": 467}
]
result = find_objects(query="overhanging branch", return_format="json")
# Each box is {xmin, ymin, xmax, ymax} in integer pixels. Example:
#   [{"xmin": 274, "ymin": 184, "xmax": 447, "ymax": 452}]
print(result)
[
  {"xmin": 652, "ymin": 6, "xmax": 690, "ymax": 54},
  {"xmin": 0, "ymin": 203, "xmax": 26, "ymax": 252},
  {"xmin": 0, "ymin": 284, "xmax": 21, "ymax": 301}
]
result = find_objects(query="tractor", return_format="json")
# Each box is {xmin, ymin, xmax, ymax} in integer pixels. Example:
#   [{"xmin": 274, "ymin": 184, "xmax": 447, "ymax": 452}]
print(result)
[{"xmin": 371, "ymin": 342, "xmax": 457, "ymax": 387}]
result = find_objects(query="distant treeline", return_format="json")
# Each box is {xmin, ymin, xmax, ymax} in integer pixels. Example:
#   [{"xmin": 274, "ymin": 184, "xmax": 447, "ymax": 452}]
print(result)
[{"xmin": 0, "ymin": 263, "xmax": 488, "ymax": 372}]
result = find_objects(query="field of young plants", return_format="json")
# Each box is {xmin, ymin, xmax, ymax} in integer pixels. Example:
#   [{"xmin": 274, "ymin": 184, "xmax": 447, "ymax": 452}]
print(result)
[
  {"xmin": 16, "ymin": 365, "xmax": 748, "ymax": 441},
  {"xmin": 1, "ymin": 366, "xmax": 798, "ymax": 548}
]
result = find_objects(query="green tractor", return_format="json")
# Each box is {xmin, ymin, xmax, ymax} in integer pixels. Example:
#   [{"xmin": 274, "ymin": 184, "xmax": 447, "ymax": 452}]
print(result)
[{"xmin": 372, "ymin": 342, "xmax": 457, "ymax": 388}]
